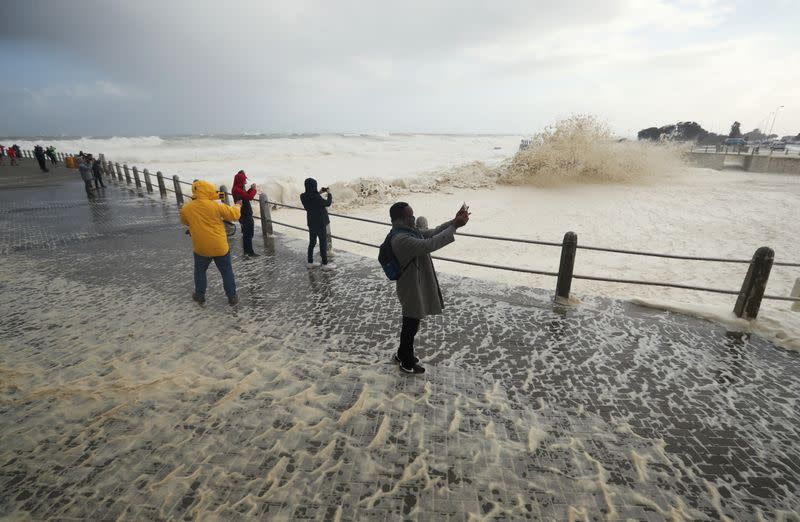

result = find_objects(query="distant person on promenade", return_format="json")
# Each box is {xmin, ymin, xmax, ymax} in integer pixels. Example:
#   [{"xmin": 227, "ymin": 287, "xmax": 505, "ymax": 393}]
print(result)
[
  {"xmin": 300, "ymin": 178, "xmax": 336, "ymax": 270},
  {"xmin": 180, "ymin": 180, "xmax": 242, "ymax": 306},
  {"xmin": 0, "ymin": 145, "xmax": 5, "ymax": 165},
  {"xmin": 77, "ymin": 156, "xmax": 95, "ymax": 196},
  {"xmin": 33, "ymin": 145, "xmax": 49, "ymax": 172},
  {"xmin": 6, "ymin": 146, "xmax": 17, "ymax": 166},
  {"xmin": 231, "ymin": 170, "xmax": 259, "ymax": 257},
  {"xmin": 46, "ymin": 146, "xmax": 58, "ymax": 165},
  {"xmin": 387, "ymin": 202, "xmax": 469, "ymax": 374},
  {"xmin": 91, "ymin": 156, "xmax": 105, "ymax": 189}
]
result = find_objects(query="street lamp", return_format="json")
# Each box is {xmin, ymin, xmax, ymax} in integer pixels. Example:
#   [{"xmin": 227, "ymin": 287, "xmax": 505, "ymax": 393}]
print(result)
[{"xmin": 768, "ymin": 105, "xmax": 784, "ymax": 137}]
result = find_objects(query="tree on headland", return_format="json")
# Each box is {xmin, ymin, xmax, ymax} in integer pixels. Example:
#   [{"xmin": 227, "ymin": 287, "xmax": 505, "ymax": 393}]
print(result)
[
  {"xmin": 637, "ymin": 127, "xmax": 661, "ymax": 141},
  {"xmin": 729, "ymin": 121, "xmax": 741, "ymax": 138},
  {"xmin": 637, "ymin": 121, "xmax": 708, "ymax": 142},
  {"xmin": 743, "ymin": 128, "xmax": 767, "ymax": 142}
]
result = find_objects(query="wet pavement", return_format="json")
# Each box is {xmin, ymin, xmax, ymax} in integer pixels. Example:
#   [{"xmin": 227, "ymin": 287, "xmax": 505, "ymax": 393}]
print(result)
[{"xmin": 1, "ymin": 160, "xmax": 799, "ymax": 520}]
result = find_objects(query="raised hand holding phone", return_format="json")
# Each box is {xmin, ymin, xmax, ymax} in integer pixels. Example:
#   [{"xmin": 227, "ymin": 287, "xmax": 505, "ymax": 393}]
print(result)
[{"xmin": 454, "ymin": 203, "xmax": 470, "ymax": 228}]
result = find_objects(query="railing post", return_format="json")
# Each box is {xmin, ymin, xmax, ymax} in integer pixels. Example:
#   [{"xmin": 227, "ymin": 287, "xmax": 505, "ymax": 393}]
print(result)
[
  {"xmin": 258, "ymin": 193, "xmax": 273, "ymax": 236},
  {"xmin": 115, "ymin": 163, "xmax": 123, "ymax": 181},
  {"xmin": 173, "ymin": 175, "xmax": 184, "ymax": 206},
  {"xmin": 144, "ymin": 168, "xmax": 153, "ymax": 193},
  {"xmin": 123, "ymin": 164, "xmax": 131, "ymax": 184},
  {"xmin": 107, "ymin": 161, "xmax": 115, "ymax": 180},
  {"xmin": 219, "ymin": 185, "xmax": 230, "ymax": 205},
  {"xmin": 733, "ymin": 247, "xmax": 774, "ymax": 319},
  {"xmin": 133, "ymin": 166, "xmax": 142, "ymax": 189},
  {"xmin": 555, "ymin": 231, "xmax": 577, "ymax": 300},
  {"xmin": 156, "ymin": 171, "xmax": 167, "ymax": 197},
  {"xmin": 326, "ymin": 224, "xmax": 334, "ymax": 258},
  {"xmin": 791, "ymin": 278, "xmax": 800, "ymax": 313}
]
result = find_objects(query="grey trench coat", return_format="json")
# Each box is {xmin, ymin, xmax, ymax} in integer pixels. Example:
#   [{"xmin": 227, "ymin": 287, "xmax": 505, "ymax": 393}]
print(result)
[{"xmin": 391, "ymin": 220, "xmax": 455, "ymax": 319}]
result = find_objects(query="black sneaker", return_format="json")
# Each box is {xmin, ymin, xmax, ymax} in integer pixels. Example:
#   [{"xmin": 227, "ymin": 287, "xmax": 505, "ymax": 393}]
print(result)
[
  {"xmin": 393, "ymin": 353, "xmax": 419, "ymax": 365},
  {"xmin": 228, "ymin": 294, "xmax": 239, "ymax": 306},
  {"xmin": 400, "ymin": 363, "xmax": 425, "ymax": 374},
  {"xmin": 245, "ymin": 251, "xmax": 261, "ymax": 257},
  {"xmin": 192, "ymin": 292, "xmax": 205, "ymax": 304}
]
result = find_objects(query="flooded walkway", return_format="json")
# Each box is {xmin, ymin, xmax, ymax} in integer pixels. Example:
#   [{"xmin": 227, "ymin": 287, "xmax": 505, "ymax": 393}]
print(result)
[{"xmin": 1, "ymin": 161, "xmax": 799, "ymax": 520}]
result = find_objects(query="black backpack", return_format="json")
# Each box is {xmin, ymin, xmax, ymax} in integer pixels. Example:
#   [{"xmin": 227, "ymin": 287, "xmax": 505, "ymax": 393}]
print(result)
[{"xmin": 378, "ymin": 229, "xmax": 413, "ymax": 280}]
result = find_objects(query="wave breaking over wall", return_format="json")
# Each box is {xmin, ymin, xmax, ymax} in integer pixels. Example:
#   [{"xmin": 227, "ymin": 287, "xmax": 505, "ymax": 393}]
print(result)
[{"xmin": 501, "ymin": 115, "xmax": 686, "ymax": 186}]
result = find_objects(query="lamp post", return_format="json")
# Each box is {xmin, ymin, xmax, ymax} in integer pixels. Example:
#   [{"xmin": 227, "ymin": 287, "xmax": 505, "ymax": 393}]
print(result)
[{"xmin": 768, "ymin": 105, "xmax": 784, "ymax": 137}]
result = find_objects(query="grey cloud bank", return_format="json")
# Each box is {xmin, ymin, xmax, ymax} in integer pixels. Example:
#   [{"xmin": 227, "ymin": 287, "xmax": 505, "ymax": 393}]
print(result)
[{"xmin": 2, "ymin": 0, "xmax": 799, "ymax": 137}]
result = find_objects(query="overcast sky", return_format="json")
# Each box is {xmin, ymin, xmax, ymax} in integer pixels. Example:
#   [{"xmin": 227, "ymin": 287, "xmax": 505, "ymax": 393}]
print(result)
[{"xmin": 1, "ymin": 0, "xmax": 798, "ymax": 137}]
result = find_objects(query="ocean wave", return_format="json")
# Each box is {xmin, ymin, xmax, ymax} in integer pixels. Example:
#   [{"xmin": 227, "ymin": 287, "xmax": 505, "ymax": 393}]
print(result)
[{"xmin": 501, "ymin": 115, "xmax": 686, "ymax": 186}]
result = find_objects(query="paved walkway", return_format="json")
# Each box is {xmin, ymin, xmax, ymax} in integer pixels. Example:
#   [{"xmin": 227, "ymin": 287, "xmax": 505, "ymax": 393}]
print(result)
[{"xmin": 1, "ymin": 159, "xmax": 799, "ymax": 520}]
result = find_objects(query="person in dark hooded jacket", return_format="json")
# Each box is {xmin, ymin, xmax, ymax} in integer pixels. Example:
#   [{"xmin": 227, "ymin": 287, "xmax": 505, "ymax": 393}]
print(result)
[
  {"xmin": 33, "ymin": 145, "xmax": 49, "ymax": 172},
  {"xmin": 300, "ymin": 178, "xmax": 336, "ymax": 270},
  {"xmin": 231, "ymin": 170, "xmax": 259, "ymax": 257}
]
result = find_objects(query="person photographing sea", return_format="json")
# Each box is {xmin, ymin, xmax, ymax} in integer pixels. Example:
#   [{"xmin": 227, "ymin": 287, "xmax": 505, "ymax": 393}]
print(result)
[
  {"xmin": 300, "ymin": 178, "xmax": 336, "ymax": 270},
  {"xmin": 389, "ymin": 202, "xmax": 470, "ymax": 374},
  {"xmin": 231, "ymin": 170, "xmax": 259, "ymax": 257}
]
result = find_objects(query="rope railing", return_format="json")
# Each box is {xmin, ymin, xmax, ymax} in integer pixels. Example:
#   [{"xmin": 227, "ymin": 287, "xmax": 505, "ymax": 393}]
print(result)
[
  {"xmin": 265, "ymin": 200, "xmax": 798, "ymax": 267},
  {"xmin": 257, "ymin": 213, "xmax": 798, "ymax": 302},
  {"xmin": 98, "ymin": 160, "xmax": 800, "ymax": 314},
  {"xmin": 258, "ymin": 214, "xmax": 797, "ymax": 300}
]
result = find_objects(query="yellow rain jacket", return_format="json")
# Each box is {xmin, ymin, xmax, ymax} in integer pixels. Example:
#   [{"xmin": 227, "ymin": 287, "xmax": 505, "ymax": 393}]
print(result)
[{"xmin": 180, "ymin": 180, "xmax": 241, "ymax": 257}]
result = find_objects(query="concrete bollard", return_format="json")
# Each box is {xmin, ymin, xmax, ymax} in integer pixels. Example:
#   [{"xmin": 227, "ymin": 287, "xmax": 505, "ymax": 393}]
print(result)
[
  {"xmin": 733, "ymin": 246, "xmax": 774, "ymax": 319},
  {"xmin": 133, "ymin": 166, "xmax": 142, "ymax": 189},
  {"xmin": 123, "ymin": 164, "xmax": 131, "ymax": 184},
  {"xmin": 144, "ymin": 168, "xmax": 153, "ymax": 193},
  {"xmin": 156, "ymin": 171, "xmax": 167, "ymax": 197},
  {"xmin": 173, "ymin": 175, "xmax": 184, "ymax": 206},
  {"xmin": 790, "ymin": 278, "xmax": 800, "ymax": 313},
  {"xmin": 258, "ymin": 193, "xmax": 273, "ymax": 236},
  {"xmin": 555, "ymin": 231, "xmax": 578, "ymax": 300},
  {"xmin": 219, "ymin": 185, "xmax": 230, "ymax": 205},
  {"xmin": 115, "ymin": 163, "xmax": 123, "ymax": 181}
]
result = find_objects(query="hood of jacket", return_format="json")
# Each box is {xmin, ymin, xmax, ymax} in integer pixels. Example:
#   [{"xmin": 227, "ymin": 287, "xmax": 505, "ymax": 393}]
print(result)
[
  {"xmin": 304, "ymin": 178, "xmax": 318, "ymax": 194},
  {"xmin": 233, "ymin": 170, "xmax": 247, "ymax": 190},
  {"xmin": 191, "ymin": 180, "xmax": 219, "ymax": 201}
]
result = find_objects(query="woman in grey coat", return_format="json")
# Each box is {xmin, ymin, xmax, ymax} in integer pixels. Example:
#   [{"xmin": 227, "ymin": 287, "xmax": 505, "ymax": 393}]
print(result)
[{"xmin": 389, "ymin": 201, "xmax": 470, "ymax": 374}]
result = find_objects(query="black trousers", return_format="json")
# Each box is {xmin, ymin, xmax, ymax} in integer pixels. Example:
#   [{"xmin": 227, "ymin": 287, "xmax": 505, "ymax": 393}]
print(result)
[
  {"xmin": 398, "ymin": 316, "xmax": 421, "ymax": 366},
  {"xmin": 240, "ymin": 216, "xmax": 255, "ymax": 254},
  {"xmin": 36, "ymin": 157, "xmax": 49, "ymax": 172},
  {"xmin": 83, "ymin": 180, "xmax": 94, "ymax": 195},
  {"xmin": 307, "ymin": 226, "xmax": 327, "ymax": 264},
  {"xmin": 93, "ymin": 174, "xmax": 105, "ymax": 188}
]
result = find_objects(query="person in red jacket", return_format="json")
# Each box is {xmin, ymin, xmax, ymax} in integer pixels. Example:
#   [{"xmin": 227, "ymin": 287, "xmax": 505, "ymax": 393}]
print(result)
[
  {"xmin": 231, "ymin": 170, "xmax": 259, "ymax": 257},
  {"xmin": 6, "ymin": 146, "xmax": 17, "ymax": 166}
]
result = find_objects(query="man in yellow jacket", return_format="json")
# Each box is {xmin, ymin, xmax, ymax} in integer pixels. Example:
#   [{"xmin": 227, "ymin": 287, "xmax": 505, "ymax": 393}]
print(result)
[{"xmin": 180, "ymin": 180, "xmax": 242, "ymax": 305}]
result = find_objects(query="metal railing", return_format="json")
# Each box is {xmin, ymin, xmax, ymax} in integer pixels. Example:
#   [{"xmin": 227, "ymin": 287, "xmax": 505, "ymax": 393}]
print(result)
[
  {"xmin": 83, "ymin": 155, "xmax": 800, "ymax": 319},
  {"xmin": 691, "ymin": 145, "xmax": 800, "ymax": 156}
]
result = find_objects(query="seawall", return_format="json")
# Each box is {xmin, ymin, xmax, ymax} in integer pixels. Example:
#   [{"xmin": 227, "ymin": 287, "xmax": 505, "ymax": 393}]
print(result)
[{"xmin": 686, "ymin": 151, "xmax": 800, "ymax": 174}]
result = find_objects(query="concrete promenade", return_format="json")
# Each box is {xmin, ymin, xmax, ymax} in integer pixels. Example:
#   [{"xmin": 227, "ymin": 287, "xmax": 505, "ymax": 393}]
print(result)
[{"xmin": 1, "ymin": 158, "xmax": 799, "ymax": 520}]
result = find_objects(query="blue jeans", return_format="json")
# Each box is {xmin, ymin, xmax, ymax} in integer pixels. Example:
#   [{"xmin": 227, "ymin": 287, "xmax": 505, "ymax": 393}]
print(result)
[
  {"xmin": 307, "ymin": 226, "xmax": 328, "ymax": 264},
  {"xmin": 194, "ymin": 252, "xmax": 237, "ymax": 297}
]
